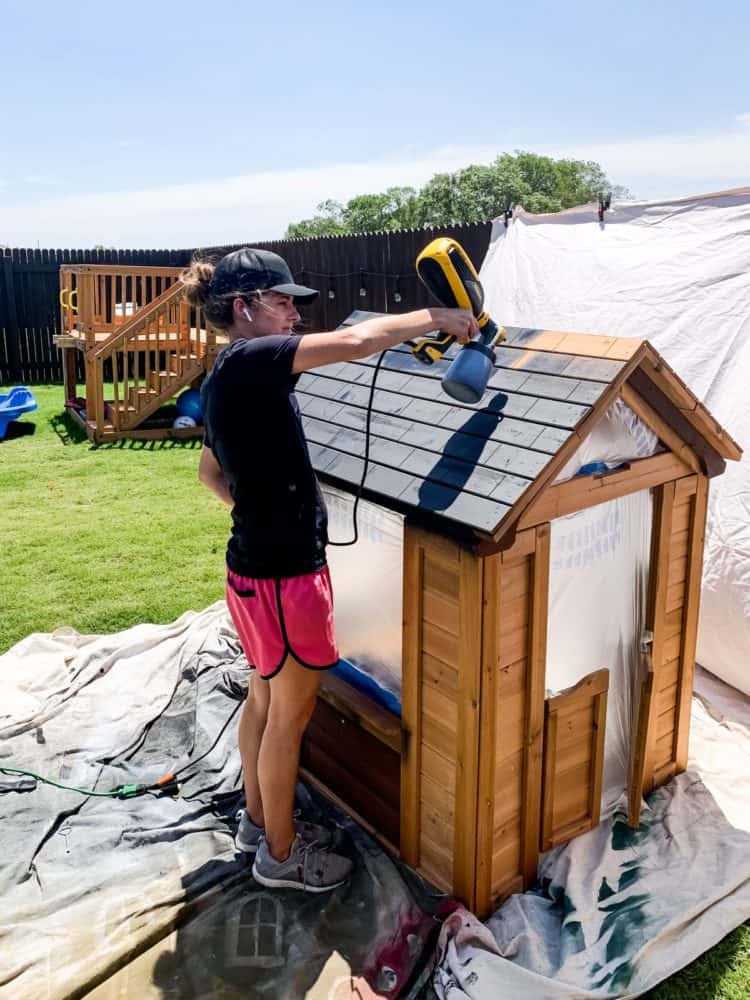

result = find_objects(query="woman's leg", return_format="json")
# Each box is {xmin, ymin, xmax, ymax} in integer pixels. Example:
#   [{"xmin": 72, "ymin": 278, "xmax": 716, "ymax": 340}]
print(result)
[
  {"xmin": 238, "ymin": 672, "xmax": 270, "ymax": 827},
  {"xmin": 258, "ymin": 654, "xmax": 322, "ymax": 861}
]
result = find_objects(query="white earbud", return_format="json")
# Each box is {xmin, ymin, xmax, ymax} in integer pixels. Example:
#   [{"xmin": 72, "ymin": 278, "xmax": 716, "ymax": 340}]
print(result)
[{"xmin": 242, "ymin": 306, "xmax": 253, "ymax": 323}]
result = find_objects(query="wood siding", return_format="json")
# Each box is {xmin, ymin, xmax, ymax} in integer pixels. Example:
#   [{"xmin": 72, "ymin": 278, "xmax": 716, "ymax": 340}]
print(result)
[
  {"xmin": 301, "ymin": 696, "xmax": 401, "ymax": 847},
  {"xmin": 475, "ymin": 525, "xmax": 548, "ymax": 915},
  {"xmin": 401, "ymin": 525, "xmax": 485, "ymax": 898},
  {"xmin": 642, "ymin": 475, "xmax": 708, "ymax": 793},
  {"xmin": 402, "ymin": 527, "xmax": 461, "ymax": 891},
  {"xmin": 491, "ymin": 546, "xmax": 530, "ymax": 903},
  {"xmin": 654, "ymin": 476, "xmax": 708, "ymax": 783}
]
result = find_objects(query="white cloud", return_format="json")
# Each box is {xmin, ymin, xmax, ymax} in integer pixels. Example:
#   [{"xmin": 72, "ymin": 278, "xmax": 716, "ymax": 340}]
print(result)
[
  {"xmin": 1, "ymin": 120, "xmax": 748, "ymax": 248},
  {"xmin": 541, "ymin": 119, "xmax": 750, "ymax": 197},
  {"xmin": 0, "ymin": 147, "xmax": 499, "ymax": 248}
]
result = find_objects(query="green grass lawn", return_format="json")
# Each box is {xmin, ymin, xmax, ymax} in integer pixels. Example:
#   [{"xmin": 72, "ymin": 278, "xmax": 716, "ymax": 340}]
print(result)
[
  {"xmin": 643, "ymin": 921, "xmax": 750, "ymax": 999},
  {"xmin": 1, "ymin": 384, "xmax": 228, "ymax": 652},
  {"xmin": 1, "ymin": 384, "xmax": 748, "ymax": 997}
]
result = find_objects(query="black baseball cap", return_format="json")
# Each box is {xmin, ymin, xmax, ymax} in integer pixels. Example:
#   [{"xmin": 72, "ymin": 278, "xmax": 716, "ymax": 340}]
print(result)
[{"xmin": 209, "ymin": 247, "xmax": 318, "ymax": 304}]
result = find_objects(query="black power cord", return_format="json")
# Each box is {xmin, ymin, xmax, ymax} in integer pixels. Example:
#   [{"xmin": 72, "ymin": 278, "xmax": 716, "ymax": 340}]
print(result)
[{"xmin": 327, "ymin": 349, "xmax": 388, "ymax": 547}]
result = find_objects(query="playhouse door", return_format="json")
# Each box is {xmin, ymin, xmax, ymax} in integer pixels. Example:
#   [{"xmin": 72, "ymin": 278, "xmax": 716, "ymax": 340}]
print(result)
[
  {"xmin": 540, "ymin": 669, "xmax": 610, "ymax": 850},
  {"xmin": 544, "ymin": 490, "xmax": 653, "ymax": 835}
]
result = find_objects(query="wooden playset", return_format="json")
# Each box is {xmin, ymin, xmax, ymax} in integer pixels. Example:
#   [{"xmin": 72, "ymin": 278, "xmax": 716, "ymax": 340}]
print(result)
[
  {"xmin": 54, "ymin": 265, "xmax": 225, "ymax": 443},
  {"xmin": 294, "ymin": 321, "xmax": 740, "ymax": 919}
]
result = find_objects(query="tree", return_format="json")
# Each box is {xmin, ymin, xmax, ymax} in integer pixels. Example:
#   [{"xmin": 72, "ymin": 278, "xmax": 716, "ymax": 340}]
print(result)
[
  {"xmin": 342, "ymin": 186, "xmax": 422, "ymax": 232},
  {"xmin": 419, "ymin": 161, "xmax": 531, "ymax": 225},
  {"xmin": 285, "ymin": 200, "xmax": 346, "ymax": 238},
  {"xmin": 284, "ymin": 152, "xmax": 630, "ymax": 237}
]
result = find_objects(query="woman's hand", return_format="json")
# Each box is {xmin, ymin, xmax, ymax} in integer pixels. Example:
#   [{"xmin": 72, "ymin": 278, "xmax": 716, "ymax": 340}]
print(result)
[
  {"xmin": 293, "ymin": 307, "xmax": 481, "ymax": 373},
  {"xmin": 432, "ymin": 308, "xmax": 480, "ymax": 344}
]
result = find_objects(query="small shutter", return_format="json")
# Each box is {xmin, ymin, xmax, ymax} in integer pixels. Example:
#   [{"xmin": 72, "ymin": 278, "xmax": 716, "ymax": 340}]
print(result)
[{"xmin": 540, "ymin": 669, "xmax": 609, "ymax": 851}]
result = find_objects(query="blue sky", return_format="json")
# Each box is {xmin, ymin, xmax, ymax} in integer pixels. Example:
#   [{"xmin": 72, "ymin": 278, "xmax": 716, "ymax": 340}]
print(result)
[{"xmin": 1, "ymin": 0, "xmax": 748, "ymax": 247}]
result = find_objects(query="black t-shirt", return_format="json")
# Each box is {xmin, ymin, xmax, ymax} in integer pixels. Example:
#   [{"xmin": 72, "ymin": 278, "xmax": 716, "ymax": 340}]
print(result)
[{"xmin": 200, "ymin": 335, "xmax": 328, "ymax": 578}]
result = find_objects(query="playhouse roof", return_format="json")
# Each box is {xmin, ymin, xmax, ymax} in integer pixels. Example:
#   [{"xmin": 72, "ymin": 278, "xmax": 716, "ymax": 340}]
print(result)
[{"xmin": 296, "ymin": 311, "xmax": 741, "ymax": 552}]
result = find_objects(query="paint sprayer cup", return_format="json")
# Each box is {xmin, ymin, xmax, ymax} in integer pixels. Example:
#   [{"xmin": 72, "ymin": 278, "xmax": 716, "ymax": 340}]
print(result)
[{"xmin": 441, "ymin": 341, "xmax": 496, "ymax": 404}]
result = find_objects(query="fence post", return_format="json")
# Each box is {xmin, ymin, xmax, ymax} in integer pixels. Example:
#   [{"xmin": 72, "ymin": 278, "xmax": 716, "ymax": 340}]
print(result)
[{"xmin": 2, "ymin": 258, "xmax": 23, "ymax": 383}]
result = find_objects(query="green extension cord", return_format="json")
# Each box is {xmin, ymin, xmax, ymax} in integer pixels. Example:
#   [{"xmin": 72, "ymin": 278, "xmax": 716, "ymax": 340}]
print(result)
[
  {"xmin": 0, "ymin": 766, "xmax": 176, "ymax": 799},
  {"xmin": 1, "ymin": 693, "xmax": 242, "ymax": 801}
]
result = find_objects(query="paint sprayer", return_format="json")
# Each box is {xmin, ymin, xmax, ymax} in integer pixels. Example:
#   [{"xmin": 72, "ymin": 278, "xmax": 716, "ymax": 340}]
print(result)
[{"xmin": 409, "ymin": 237, "xmax": 505, "ymax": 403}]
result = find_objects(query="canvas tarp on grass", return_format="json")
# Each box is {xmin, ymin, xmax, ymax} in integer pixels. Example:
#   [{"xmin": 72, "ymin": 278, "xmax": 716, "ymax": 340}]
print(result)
[
  {"xmin": 1, "ymin": 606, "xmax": 748, "ymax": 999},
  {"xmin": 0, "ymin": 606, "xmax": 440, "ymax": 1000}
]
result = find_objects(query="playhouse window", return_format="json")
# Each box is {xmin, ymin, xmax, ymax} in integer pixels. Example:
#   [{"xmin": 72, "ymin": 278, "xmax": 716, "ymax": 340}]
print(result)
[{"xmin": 322, "ymin": 485, "xmax": 404, "ymax": 708}]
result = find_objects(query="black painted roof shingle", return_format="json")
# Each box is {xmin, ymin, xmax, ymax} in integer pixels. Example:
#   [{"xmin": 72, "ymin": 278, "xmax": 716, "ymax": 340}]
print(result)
[{"xmin": 296, "ymin": 311, "xmax": 628, "ymax": 540}]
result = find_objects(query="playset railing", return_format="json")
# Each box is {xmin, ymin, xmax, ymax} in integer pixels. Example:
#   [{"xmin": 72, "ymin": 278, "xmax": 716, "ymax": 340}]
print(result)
[{"xmin": 59, "ymin": 265, "xmax": 184, "ymax": 341}]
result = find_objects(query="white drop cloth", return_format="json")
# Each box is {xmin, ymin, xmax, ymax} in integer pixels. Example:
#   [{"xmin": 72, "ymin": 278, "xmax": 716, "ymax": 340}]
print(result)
[{"xmin": 480, "ymin": 190, "xmax": 750, "ymax": 694}]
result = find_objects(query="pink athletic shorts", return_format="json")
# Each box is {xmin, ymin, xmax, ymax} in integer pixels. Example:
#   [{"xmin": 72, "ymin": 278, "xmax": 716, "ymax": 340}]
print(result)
[{"xmin": 226, "ymin": 565, "xmax": 339, "ymax": 679}]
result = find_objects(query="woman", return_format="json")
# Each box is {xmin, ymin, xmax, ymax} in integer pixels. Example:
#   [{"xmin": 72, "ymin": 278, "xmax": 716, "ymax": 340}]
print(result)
[{"xmin": 182, "ymin": 247, "xmax": 477, "ymax": 893}]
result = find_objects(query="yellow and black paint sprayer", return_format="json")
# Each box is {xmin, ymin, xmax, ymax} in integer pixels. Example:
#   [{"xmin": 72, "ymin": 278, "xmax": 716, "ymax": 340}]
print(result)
[{"xmin": 410, "ymin": 237, "xmax": 506, "ymax": 403}]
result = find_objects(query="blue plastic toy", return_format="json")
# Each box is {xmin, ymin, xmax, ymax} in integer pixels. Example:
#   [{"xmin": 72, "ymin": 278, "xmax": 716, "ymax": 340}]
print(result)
[
  {"xmin": 175, "ymin": 388, "xmax": 202, "ymax": 423},
  {"xmin": 0, "ymin": 387, "xmax": 38, "ymax": 441},
  {"xmin": 576, "ymin": 461, "xmax": 616, "ymax": 476}
]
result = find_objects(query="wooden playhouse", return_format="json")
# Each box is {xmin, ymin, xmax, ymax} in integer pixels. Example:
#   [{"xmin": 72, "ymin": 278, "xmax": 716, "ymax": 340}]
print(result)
[
  {"xmin": 294, "ymin": 318, "xmax": 741, "ymax": 919},
  {"xmin": 54, "ymin": 265, "xmax": 226, "ymax": 442}
]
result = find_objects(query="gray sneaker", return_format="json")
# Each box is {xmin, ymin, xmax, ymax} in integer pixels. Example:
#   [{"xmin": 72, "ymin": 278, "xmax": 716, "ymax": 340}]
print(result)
[
  {"xmin": 235, "ymin": 809, "xmax": 333, "ymax": 854},
  {"xmin": 251, "ymin": 834, "xmax": 353, "ymax": 893}
]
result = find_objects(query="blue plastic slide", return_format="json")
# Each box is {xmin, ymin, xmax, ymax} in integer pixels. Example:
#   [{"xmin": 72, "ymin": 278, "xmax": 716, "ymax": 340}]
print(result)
[{"xmin": 0, "ymin": 387, "xmax": 38, "ymax": 440}]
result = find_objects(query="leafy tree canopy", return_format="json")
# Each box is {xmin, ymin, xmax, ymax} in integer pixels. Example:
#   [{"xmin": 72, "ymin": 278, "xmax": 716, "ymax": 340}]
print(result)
[{"xmin": 284, "ymin": 151, "xmax": 630, "ymax": 238}]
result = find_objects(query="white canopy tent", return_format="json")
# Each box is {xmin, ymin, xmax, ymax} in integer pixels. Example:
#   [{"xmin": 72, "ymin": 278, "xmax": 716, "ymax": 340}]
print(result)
[{"xmin": 480, "ymin": 188, "xmax": 750, "ymax": 695}]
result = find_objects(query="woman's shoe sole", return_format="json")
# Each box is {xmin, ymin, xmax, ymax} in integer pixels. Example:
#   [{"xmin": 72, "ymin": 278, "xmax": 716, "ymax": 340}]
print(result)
[{"xmin": 251, "ymin": 863, "xmax": 347, "ymax": 892}]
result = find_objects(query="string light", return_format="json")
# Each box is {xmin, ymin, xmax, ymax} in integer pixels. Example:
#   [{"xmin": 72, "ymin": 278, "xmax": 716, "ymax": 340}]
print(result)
[
  {"xmin": 294, "ymin": 269, "xmax": 419, "ymax": 281},
  {"xmin": 291, "ymin": 268, "xmax": 423, "ymax": 303}
]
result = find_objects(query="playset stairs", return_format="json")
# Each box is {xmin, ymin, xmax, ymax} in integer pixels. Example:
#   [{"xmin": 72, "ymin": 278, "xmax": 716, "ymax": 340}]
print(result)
[{"xmin": 88, "ymin": 281, "xmax": 215, "ymax": 435}]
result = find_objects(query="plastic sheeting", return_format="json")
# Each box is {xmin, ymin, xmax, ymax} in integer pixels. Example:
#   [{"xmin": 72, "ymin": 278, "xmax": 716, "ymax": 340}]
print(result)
[
  {"xmin": 323, "ymin": 485, "xmax": 404, "ymax": 701},
  {"xmin": 547, "ymin": 490, "xmax": 652, "ymax": 815},
  {"xmin": 480, "ymin": 190, "xmax": 750, "ymax": 694},
  {"xmin": 554, "ymin": 399, "xmax": 660, "ymax": 484}
]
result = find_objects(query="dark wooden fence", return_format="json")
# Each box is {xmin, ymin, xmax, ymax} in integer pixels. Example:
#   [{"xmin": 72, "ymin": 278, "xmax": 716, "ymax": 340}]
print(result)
[{"xmin": 0, "ymin": 222, "xmax": 492, "ymax": 385}]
